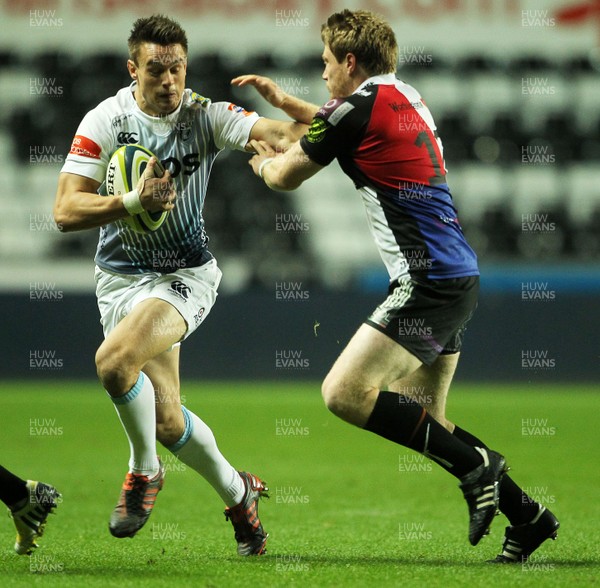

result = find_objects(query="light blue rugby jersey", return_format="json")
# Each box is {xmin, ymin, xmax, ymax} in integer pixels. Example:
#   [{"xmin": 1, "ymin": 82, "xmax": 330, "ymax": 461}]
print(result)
[{"xmin": 61, "ymin": 83, "xmax": 260, "ymax": 274}]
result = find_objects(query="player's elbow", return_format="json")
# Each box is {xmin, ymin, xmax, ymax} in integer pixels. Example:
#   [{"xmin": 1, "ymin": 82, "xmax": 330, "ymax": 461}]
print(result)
[
  {"xmin": 276, "ymin": 133, "xmax": 304, "ymax": 152},
  {"xmin": 53, "ymin": 203, "xmax": 75, "ymax": 232},
  {"xmin": 272, "ymin": 123, "xmax": 306, "ymax": 150},
  {"xmin": 53, "ymin": 208, "xmax": 68, "ymax": 232}
]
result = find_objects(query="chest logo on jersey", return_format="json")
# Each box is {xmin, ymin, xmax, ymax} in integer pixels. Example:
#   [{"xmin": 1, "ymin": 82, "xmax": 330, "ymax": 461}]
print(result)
[
  {"xmin": 117, "ymin": 131, "xmax": 139, "ymax": 145},
  {"xmin": 388, "ymin": 100, "xmax": 423, "ymax": 113},
  {"xmin": 306, "ymin": 118, "xmax": 328, "ymax": 143},
  {"xmin": 112, "ymin": 113, "xmax": 134, "ymax": 128}
]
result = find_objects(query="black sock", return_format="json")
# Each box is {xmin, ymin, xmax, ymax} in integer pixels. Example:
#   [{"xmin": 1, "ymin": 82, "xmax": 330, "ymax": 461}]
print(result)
[
  {"xmin": 0, "ymin": 465, "xmax": 28, "ymax": 508},
  {"xmin": 364, "ymin": 391, "xmax": 482, "ymax": 478},
  {"xmin": 452, "ymin": 426, "xmax": 539, "ymax": 525}
]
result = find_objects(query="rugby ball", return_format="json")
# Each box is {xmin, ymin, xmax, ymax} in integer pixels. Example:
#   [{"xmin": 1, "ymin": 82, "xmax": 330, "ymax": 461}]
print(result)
[{"xmin": 105, "ymin": 144, "xmax": 169, "ymax": 234}]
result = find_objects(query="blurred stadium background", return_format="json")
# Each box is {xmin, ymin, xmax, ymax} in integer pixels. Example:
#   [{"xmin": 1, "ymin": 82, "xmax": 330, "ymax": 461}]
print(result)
[{"xmin": 1, "ymin": 0, "xmax": 598, "ymax": 381}]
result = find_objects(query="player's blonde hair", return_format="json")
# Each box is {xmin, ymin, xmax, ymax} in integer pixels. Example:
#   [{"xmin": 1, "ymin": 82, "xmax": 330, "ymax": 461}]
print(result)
[{"xmin": 321, "ymin": 9, "xmax": 398, "ymax": 76}]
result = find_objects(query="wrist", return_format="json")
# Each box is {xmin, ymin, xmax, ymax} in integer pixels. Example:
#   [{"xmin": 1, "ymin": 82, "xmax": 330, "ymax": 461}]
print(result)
[
  {"xmin": 122, "ymin": 188, "xmax": 144, "ymax": 215},
  {"xmin": 258, "ymin": 157, "xmax": 274, "ymax": 179}
]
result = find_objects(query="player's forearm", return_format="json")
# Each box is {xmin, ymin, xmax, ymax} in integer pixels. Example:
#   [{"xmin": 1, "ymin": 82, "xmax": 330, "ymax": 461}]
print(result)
[
  {"xmin": 231, "ymin": 74, "xmax": 320, "ymax": 125},
  {"xmin": 54, "ymin": 191, "xmax": 130, "ymax": 232},
  {"xmin": 263, "ymin": 168, "xmax": 298, "ymax": 192},
  {"xmin": 260, "ymin": 156, "xmax": 303, "ymax": 192},
  {"xmin": 250, "ymin": 140, "xmax": 320, "ymax": 191},
  {"xmin": 278, "ymin": 94, "xmax": 320, "ymax": 125},
  {"xmin": 273, "ymin": 121, "xmax": 310, "ymax": 151}
]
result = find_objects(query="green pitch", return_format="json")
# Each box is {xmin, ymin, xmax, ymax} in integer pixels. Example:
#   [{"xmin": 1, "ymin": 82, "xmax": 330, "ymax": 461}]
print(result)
[{"xmin": 0, "ymin": 381, "xmax": 598, "ymax": 587}]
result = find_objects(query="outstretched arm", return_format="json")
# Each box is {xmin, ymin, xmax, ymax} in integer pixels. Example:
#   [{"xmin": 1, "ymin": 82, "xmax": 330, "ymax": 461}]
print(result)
[
  {"xmin": 232, "ymin": 74, "xmax": 320, "ymax": 125},
  {"xmin": 247, "ymin": 139, "xmax": 322, "ymax": 192},
  {"xmin": 247, "ymin": 118, "xmax": 308, "ymax": 153}
]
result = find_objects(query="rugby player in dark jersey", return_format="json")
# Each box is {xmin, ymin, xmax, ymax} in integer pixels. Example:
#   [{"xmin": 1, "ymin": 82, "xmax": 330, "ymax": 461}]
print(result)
[{"xmin": 235, "ymin": 8, "xmax": 559, "ymax": 562}]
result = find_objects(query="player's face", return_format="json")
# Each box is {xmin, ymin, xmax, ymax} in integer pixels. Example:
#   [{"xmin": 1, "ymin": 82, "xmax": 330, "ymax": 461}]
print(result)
[
  {"xmin": 128, "ymin": 43, "xmax": 187, "ymax": 116},
  {"xmin": 321, "ymin": 45, "xmax": 354, "ymax": 99}
]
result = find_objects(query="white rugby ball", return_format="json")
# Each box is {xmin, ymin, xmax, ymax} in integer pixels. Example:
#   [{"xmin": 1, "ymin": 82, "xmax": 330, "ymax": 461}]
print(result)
[{"xmin": 105, "ymin": 144, "xmax": 169, "ymax": 234}]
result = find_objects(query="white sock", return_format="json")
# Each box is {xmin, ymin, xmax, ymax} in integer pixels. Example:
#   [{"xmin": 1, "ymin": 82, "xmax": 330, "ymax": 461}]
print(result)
[
  {"xmin": 110, "ymin": 372, "xmax": 159, "ymax": 476},
  {"xmin": 168, "ymin": 407, "xmax": 245, "ymax": 507}
]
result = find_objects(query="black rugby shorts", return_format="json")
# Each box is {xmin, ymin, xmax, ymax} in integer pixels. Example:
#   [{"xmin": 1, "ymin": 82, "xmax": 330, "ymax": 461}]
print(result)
[{"xmin": 365, "ymin": 275, "xmax": 479, "ymax": 366}]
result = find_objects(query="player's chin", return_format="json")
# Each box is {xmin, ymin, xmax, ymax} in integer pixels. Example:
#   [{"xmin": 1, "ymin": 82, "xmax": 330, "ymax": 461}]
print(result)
[{"xmin": 156, "ymin": 94, "xmax": 180, "ymax": 112}]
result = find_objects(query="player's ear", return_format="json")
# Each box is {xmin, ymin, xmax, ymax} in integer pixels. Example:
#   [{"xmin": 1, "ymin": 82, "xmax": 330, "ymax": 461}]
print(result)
[
  {"xmin": 345, "ymin": 53, "xmax": 357, "ymax": 74},
  {"xmin": 127, "ymin": 59, "xmax": 138, "ymax": 80}
]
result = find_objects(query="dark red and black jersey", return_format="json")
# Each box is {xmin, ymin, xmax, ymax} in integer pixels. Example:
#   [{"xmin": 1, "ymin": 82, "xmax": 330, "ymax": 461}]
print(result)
[{"xmin": 300, "ymin": 73, "xmax": 479, "ymax": 281}]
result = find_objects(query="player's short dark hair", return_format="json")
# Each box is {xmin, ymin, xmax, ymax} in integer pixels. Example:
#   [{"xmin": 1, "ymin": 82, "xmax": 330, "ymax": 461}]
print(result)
[
  {"xmin": 128, "ymin": 14, "xmax": 188, "ymax": 64},
  {"xmin": 321, "ymin": 9, "xmax": 398, "ymax": 76}
]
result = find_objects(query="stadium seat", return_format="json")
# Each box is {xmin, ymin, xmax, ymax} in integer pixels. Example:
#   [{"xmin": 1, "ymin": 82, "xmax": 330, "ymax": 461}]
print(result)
[
  {"xmin": 436, "ymin": 112, "xmax": 473, "ymax": 162},
  {"xmin": 544, "ymin": 112, "xmax": 580, "ymax": 158},
  {"xmin": 509, "ymin": 165, "xmax": 562, "ymax": 222},
  {"xmin": 410, "ymin": 72, "xmax": 462, "ymax": 117},
  {"xmin": 508, "ymin": 55, "xmax": 554, "ymax": 73},
  {"xmin": 467, "ymin": 74, "xmax": 519, "ymax": 129},
  {"xmin": 450, "ymin": 164, "xmax": 506, "ymax": 223},
  {"xmin": 478, "ymin": 206, "xmax": 518, "ymax": 256},
  {"xmin": 561, "ymin": 53, "xmax": 600, "ymax": 75},
  {"xmin": 574, "ymin": 74, "xmax": 600, "ymax": 132},
  {"xmin": 0, "ymin": 50, "xmax": 19, "ymax": 70},
  {"xmin": 565, "ymin": 164, "xmax": 600, "ymax": 224}
]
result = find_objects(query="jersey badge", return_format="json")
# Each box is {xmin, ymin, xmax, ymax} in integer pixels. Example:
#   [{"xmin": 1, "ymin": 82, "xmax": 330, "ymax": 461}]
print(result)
[
  {"xmin": 169, "ymin": 280, "xmax": 191, "ymax": 301},
  {"xmin": 327, "ymin": 101, "xmax": 355, "ymax": 126},
  {"xmin": 116, "ymin": 131, "xmax": 138, "ymax": 145},
  {"xmin": 317, "ymin": 99, "xmax": 354, "ymax": 126},
  {"xmin": 69, "ymin": 135, "xmax": 101, "ymax": 159},
  {"xmin": 227, "ymin": 103, "xmax": 254, "ymax": 116},
  {"xmin": 178, "ymin": 121, "xmax": 192, "ymax": 142},
  {"xmin": 190, "ymin": 92, "xmax": 210, "ymax": 106},
  {"xmin": 306, "ymin": 117, "xmax": 328, "ymax": 143}
]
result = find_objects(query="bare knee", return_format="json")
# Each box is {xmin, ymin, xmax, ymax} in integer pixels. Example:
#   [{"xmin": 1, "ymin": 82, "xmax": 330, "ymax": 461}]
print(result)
[
  {"xmin": 95, "ymin": 341, "xmax": 140, "ymax": 396},
  {"xmin": 321, "ymin": 372, "xmax": 345, "ymax": 415},
  {"xmin": 321, "ymin": 374, "xmax": 374, "ymax": 426}
]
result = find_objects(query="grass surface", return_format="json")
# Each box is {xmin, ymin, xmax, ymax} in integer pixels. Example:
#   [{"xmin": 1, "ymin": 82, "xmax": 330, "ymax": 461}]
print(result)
[{"xmin": 0, "ymin": 381, "xmax": 598, "ymax": 587}]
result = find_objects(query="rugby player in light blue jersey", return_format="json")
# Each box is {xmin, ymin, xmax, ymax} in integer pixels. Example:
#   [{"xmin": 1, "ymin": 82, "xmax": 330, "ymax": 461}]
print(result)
[{"xmin": 55, "ymin": 14, "xmax": 307, "ymax": 555}]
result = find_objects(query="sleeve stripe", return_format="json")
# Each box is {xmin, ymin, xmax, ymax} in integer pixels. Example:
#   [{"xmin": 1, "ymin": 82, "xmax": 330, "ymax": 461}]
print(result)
[{"xmin": 69, "ymin": 135, "xmax": 102, "ymax": 159}]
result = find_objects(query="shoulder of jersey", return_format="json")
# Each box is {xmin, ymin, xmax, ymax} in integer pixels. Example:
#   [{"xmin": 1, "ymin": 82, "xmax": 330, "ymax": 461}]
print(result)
[
  {"xmin": 86, "ymin": 87, "xmax": 135, "ymax": 126},
  {"xmin": 315, "ymin": 98, "xmax": 358, "ymax": 127},
  {"xmin": 188, "ymin": 91, "xmax": 212, "ymax": 110},
  {"xmin": 305, "ymin": 98, "xmax": 352, "ymax": 144}
]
